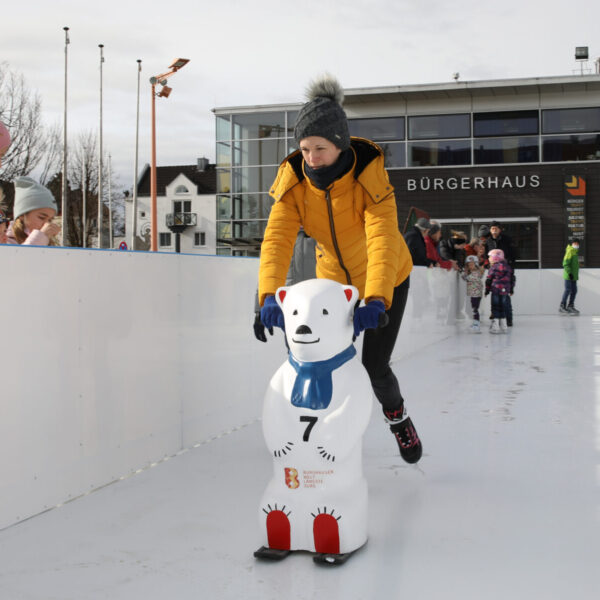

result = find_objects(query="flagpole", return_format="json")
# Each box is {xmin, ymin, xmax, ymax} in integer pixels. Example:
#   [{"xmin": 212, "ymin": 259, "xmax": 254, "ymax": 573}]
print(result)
[
  {"xmin": 132, "ymin": 59, "xmax": 142, "ymax": 250},
  {"xmin": 98, "ymin": 44, "xmax": 104, "ymax": 248},
  {"xmin": 62, "ymin": 27, "xmax": 70, "ymax": 245}
]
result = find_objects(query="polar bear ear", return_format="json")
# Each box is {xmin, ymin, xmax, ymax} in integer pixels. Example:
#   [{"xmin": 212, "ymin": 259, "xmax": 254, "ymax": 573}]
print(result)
[
  {"xmin": 275, "ymin": 286, "xmax": 288, "ymax": 309},
  {"xmin": 342, "ymin": 285, "xmax": 358, "ymax": 305}
]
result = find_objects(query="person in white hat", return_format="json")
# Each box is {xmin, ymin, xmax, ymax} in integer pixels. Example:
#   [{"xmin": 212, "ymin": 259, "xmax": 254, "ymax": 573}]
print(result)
[{"xmin": 4, "ymin": 176, "xmax": 61, "ymax": 245}]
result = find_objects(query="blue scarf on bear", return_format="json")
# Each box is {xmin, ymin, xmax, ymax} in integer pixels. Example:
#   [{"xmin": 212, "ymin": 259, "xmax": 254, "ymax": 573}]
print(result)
[{"xmin": 288, "ymin": 345, "xmax": 356, "ymax": 410}]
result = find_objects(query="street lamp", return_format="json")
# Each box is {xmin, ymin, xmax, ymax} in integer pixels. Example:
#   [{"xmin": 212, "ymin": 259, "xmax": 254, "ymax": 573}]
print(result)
[{"xmin": 149, "ymin": 57, "xmax": 189, "ymax": 252}]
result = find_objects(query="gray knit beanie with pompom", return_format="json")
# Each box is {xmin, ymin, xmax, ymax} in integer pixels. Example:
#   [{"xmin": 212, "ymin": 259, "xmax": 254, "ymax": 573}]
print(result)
[{"xmin": 294, "ymin": 74, "xmax": 351, "ymax": 150}]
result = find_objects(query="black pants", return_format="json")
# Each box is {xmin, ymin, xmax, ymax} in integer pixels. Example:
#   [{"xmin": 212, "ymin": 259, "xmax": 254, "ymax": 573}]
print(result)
[{"xmin": 361, "ymin": 277, "xmax": 409, "ymax": 412}]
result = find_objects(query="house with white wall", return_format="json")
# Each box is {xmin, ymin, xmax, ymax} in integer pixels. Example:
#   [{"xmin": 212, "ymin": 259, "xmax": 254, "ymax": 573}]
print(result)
[{"xmin": 127, "ymin": 158, "xmax": 216, "ymax": 254}]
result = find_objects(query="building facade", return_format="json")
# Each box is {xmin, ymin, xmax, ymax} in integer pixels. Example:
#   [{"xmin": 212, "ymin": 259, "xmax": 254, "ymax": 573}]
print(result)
[
  {"xmin": 132, "ymin": 159, "xmax": 216, "ymax": 254},
  {"xmin": 213, "ymin": 74, "xmax": 600, "ymax": 267}
]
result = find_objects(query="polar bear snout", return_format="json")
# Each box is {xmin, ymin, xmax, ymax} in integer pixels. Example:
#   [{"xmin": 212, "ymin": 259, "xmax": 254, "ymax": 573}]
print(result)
[{"xmin": 293, "ymin": 324, "xmax": 320, "ymax": 344}]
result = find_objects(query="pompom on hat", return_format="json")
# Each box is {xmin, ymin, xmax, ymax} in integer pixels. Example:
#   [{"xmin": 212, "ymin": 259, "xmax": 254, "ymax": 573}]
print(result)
[
  {"xmin": 13, "ymin": 176, "xmax": 58, "ymax": 221},
  {"xmin": 294, "ymin": 74, "xmax": 351, "ymax": 150},
  {"xmin": 488, "ymin": 249, "xmax": 505, "ymax": 263}
]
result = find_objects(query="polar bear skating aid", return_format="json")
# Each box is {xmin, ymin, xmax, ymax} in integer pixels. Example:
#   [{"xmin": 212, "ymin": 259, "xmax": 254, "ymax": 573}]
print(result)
[{"xmin": 254, "ymin": 279, "xmax": 373, "ymax": 565}]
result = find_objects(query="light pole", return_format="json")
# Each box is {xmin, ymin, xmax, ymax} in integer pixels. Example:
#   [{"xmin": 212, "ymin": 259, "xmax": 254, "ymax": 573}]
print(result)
[
  {"xmin": 98, "ymin": 43, "xmax": 104, "ymax": 248},
  {"xmin": 132, "ymin": 59, "xmax": 142, "ymax": 251},
  {"xmin": 149, "ymin": 58, "xmax": 189, "ymax": 252},
  {"xmin": 62, "ymin": 26, "xmax": 69, "ymax": 245}
]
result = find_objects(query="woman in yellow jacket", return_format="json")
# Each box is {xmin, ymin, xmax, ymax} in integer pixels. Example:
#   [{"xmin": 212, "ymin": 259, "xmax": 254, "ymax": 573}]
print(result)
[{"xmin": 259, "ymin": 75, "xmax": 422, "ymax": 464}]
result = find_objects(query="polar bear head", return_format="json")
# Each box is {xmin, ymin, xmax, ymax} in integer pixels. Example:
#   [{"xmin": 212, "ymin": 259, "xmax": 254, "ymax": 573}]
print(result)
[{"xmin": 275, "ymin": 278, "xmax": 358, "ymax": 362}]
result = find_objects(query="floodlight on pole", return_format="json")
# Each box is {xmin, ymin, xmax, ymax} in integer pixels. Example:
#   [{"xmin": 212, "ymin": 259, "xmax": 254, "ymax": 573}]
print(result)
[{"xmin": 149, "ymin": 58, "xmax": 190, "ymax": 252}]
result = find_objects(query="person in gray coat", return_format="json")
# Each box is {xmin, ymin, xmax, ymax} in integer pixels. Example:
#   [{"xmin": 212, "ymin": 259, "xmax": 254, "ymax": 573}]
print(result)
[{"xmin": 253, "ymin": 229, "xmax": 317, "ymax": 341}]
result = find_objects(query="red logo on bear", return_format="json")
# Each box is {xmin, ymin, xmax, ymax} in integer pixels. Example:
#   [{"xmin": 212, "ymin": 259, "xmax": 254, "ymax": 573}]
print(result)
[{"xmin": 285, "ymin": 468, "xmax": 300, "ymax": 489}]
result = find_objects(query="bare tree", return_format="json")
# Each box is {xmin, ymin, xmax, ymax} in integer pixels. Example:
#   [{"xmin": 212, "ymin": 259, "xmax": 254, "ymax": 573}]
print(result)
[
  {"xmin": 43, "ymin": 130, "xmax": 119, "ymax": 247},
  {"xmin": 0, "ymin": 62, "xmax": 48, "ymax": 181},
  {"xmin": 38, "ymin": 122, "xmax": 63, "ymax": 186}
]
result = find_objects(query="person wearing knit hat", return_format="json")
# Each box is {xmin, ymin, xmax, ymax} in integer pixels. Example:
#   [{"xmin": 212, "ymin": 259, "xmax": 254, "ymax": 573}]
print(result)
[
  {"xmin": 259, "ymin": 74, "xmax": 423, "ymax": 464},
  {"xmin": 485, "ymin": 248, "xmax": 513, "ymax": 333},
  {"xmin": 4, "ymin": 176, "xmax": 61, "ymax": 246}
]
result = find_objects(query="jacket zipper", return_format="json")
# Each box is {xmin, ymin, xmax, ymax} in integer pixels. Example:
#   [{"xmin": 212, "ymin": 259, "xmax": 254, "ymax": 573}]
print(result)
[{"xmin": 325, "ymin": 189, "xmax": 352, "ymax": 285}]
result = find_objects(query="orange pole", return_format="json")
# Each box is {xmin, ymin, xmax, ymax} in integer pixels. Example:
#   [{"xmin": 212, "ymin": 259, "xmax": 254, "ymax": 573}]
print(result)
[{"xmin": 150, "ymin": 82, "xmax": 157, "ymax": 252}]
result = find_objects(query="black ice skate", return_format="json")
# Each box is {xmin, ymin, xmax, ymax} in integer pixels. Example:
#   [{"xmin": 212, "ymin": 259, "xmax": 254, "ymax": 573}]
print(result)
[{"xmin": 384, "ymin": 407, "xmax": 423, "ymax": 464}]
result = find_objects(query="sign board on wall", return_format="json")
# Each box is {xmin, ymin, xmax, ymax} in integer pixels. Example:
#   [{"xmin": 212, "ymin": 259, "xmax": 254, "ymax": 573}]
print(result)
[{"xmin": 565, "ymin": 175, "xmax": 586, "ymax": 264}]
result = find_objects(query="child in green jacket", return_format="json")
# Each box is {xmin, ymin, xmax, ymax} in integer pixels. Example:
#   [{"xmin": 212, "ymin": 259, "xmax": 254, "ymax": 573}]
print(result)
[{"xmin": 559, "ymin": 239, "xmax": 580, "ymax": 315}]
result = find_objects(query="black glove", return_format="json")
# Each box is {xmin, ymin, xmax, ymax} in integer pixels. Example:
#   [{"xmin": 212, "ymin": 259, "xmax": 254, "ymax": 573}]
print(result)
[
  {"xmin": 569, "ymin": 273, "xmax": 574, "ymax": 281},
  {"xmin": 253, "ymin": 312, "xmax": 273, "ymax": 343}
]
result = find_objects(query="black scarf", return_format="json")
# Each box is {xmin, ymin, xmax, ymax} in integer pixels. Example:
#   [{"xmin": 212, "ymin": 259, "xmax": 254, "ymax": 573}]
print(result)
[{"xmin": 304, "ymin": 148, "xmax": 354, "ymax": 190}]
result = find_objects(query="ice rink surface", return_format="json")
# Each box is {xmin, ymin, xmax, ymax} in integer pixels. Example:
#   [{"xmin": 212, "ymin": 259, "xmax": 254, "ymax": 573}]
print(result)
[{"xmin": 1, "ymin": 315, "xmax": 598, "ymax": 600}]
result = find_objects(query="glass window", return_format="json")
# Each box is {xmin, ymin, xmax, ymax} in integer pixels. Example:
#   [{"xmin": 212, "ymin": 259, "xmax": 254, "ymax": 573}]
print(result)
[
  {"xmin": 216, "ymin": 142, "xmax": 230, "ymax": 167},
  {"xmin": 474, "ymin": 111, "xmax": 538, "ymax": 137},
  {"xmin": 542, "ymin": 107, "xmax": 600, "ymax": 134},
  {"xmin": 159, "ymin": 232, "xmax": 171, "ymax": 247},
  {"xmin": 474, "ymin": 137, "xmax": 539, "ymax": 164},
  {"xmin": 232, "ymin": 112, "xmax": 286, "ymax": 139},
  {"xmin": 216, "ymin": 115, "xmax": 230, "ymax": 142},
  {"xmin": 231, "ymin": 193, "xmax": 274, "ymax": 220},
  {"xmin": 232, "ymin": 139, "xmax": 287, "ymax": 167},
  {"xmin": 348, "ymin": 117, "xmax": 405, "ymax": 141},
  {"xmin": 543, "ymin": 134, "xmax": 600, "ymax": 161},
  {"xmin": 286, "ymin": 111, "xmax": 299, "ymax": 137},
  {"xmin": 217, "ymin": 221, "xmax": 232, "ymax": 240},
  {"xmin": 378, "ymin": 142, "xmax": 406, "ymax": 167},
  {"xmin": 408, "ymin": 140, "xmax": 471, "ymax": 166},
  {"xmin": 217, "ymin": 195, "xmax": 231, "ymax": 219},
  {"xmin": 231, "ymin": 166, "xmax": 278, "ymax": 193},
  {"xmin": 175, "ymin": 185, "xmax": 189, "ymax": 194},
  {"xmin": 173, "ymin": 201, "xmax": 181, "ymax": 213},
  {"xmin": 194, "ymin": 232, "xmax": 206, "ymax": 246},
  {"xmin": 232, "ymin": 220, "xmax": 267, "ymax": 239},
  {"xmin": 408, "ymin": 114, "xmax": 470, "ymax": 139},
  {"xmin": 216, "ymin": 169, "xmax": 231, "ymax": 194}
]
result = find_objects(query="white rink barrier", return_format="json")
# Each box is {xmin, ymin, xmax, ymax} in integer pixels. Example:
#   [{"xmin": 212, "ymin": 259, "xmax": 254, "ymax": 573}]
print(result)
[{"xmin": 1, "ymin": 243, "xmax": 599, "ymax": 529}]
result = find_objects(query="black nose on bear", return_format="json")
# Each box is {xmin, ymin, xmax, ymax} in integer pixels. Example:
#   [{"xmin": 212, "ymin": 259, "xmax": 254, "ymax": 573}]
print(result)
[{"xmin": 295, "ymin": 325, "xmax": 312, "ymax": 335}]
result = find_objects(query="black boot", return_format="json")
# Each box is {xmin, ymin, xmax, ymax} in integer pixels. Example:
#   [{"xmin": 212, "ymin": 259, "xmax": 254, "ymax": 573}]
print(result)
[{"xmin": 384, "ymin": 407, "xmax": 423, "ymax": 464}]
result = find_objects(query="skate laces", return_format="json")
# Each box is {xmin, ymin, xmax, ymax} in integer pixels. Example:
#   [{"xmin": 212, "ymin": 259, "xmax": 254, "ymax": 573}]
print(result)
[{"xmin": 391, "ymin": 418, "xmax": 419, "ymax": 449}]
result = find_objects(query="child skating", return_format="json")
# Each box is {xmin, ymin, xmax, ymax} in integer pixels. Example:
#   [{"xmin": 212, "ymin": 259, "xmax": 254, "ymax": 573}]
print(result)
[
  {"xmin": 485, "ymin": 249, "xmax": 513, "ymax": 334},
  {"xmin": 461, "ymin": 255, "xmax": 484, "ymax": 333}
]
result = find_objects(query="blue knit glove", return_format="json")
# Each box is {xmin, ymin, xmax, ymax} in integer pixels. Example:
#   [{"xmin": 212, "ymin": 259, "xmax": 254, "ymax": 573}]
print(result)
[
  {"xmin": 353, "ymin": 300, "xmax": 387, "ymax": 337},
  {"xmin": 260, "ymin": 295, "xmax": 285, "ymax": 331}
]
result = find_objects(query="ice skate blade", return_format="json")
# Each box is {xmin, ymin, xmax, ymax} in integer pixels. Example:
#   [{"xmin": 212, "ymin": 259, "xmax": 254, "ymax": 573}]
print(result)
[
  {"xmin": 313, "ymin": 551, "xmax": 355, "ymax": 565},
  {"xmin": 254, "ymin": 546, "xmax": 290, "ymax": 561}
]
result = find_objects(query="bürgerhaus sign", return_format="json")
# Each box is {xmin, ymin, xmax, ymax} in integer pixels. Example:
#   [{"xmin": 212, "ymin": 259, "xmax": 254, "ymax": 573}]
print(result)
[{"xmin": 405, "ymin": 174, "xmax": 541, "ymax": 192}]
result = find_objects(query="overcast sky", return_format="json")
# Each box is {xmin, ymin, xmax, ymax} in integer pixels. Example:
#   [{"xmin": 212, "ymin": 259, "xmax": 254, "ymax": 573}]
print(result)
[{"xmin": 3, "ymin": 0, "xmax": 599, "ymax": 190}]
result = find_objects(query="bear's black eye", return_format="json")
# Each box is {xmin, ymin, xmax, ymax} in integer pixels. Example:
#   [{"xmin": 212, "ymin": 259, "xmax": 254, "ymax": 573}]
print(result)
[
  {"xmin": 322, "ymin": 308, "xmax": 329, "ymax": 315},
  {"xmin": 293, "ymin": 309, "xmax": 298, "ymax": 315}
]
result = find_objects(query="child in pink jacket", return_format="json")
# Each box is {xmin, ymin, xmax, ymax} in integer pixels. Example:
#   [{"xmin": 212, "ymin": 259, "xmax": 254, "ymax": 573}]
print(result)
[{"xmin": 5, "ymin": 177, "xmax": 61, "ymax": 246}]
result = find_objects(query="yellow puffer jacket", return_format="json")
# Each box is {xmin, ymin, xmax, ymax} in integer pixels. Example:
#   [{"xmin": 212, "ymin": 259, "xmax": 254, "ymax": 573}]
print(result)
[{"xmin": 258, "ymin": 138, "xmax": 413, "ymax": 309}]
